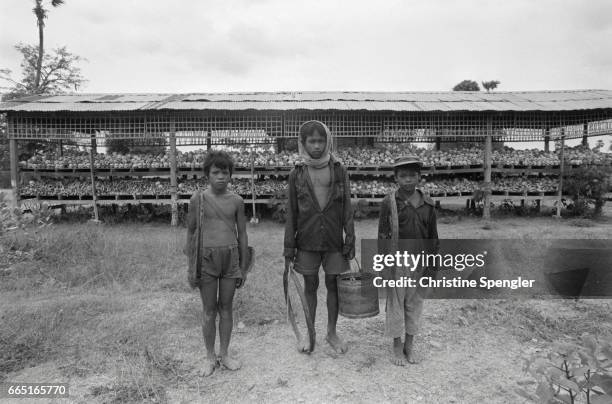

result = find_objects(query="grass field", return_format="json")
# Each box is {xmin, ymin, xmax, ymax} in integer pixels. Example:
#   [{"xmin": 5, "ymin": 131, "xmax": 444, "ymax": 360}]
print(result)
[{"xmin": 1, "ymin": 214, "xmax": 611, "ymax": 403}]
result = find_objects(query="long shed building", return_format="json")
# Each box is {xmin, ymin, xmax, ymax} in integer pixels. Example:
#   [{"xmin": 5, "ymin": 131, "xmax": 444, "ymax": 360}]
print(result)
[{"xmin": 2, "ymin": 90, "xmax": 612, "ymax": 222}]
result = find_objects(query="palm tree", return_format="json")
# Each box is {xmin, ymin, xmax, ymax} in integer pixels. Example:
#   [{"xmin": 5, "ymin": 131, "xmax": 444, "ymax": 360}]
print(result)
[
  {"xmin": 481, "ymin": 80, "xmax": 500, "ymax": 92},
  {"xmin": 32, "ymin": 0, "xmax": 65, "ymax": 92}
]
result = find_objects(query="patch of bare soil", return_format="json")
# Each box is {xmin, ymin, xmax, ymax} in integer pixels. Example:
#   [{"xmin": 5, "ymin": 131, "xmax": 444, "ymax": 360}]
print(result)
[
  {"xmin": 9, "ymin": 294, "xmax": 610, "ymax": 403},
  {"xmin": 3, "ymin": 216, "xmax": 611, "ymax": 403}
]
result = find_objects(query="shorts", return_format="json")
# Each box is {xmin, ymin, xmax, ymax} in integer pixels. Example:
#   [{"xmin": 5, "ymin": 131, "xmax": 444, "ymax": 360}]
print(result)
[
  {"xmin": 200, "ymin": 245, "xmax": 242, "ymax": 282},
  {"xmin": 294, "ymin": 249, "xmax": 350, "ymax": 276}
]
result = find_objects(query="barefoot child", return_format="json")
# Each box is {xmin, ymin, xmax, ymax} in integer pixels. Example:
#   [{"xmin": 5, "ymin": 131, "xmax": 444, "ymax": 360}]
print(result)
[
  {"xmin": 284, "ymin": 120, "xmax": 355, "ymax": 354},
  {"xmin": 378, "ymin": 155, "xmax": 439, "ymax": 366},
  {"xmin": 185, "ymin": 150, "xmax": 249, "ymax": 376}
]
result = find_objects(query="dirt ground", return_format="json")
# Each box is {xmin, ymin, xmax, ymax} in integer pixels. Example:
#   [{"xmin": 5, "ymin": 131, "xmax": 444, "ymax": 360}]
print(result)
[{"xmin": 1, "ymin": 214, "xmax": 611, "ymax": 403}]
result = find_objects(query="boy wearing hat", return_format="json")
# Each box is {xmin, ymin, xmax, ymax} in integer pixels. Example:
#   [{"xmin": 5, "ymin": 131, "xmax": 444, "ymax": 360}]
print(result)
[{"xmin": 378, "ymin": 154, "xmax": 439, "ymax": 366}]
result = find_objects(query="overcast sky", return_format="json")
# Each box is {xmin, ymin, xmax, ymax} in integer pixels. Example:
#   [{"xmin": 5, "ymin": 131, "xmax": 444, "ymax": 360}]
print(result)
[
  {"xmin": 1, "ymin": 0, "xmax": 612, "ymax": 94},
  {"xmin": 1, "ymin": 0, "xmax": 611, "ymax": 150}
]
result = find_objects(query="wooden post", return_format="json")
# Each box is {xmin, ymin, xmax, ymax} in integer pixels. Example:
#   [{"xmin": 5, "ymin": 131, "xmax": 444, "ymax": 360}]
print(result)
[
  {"xmin": 275, "ymin": 138, "xmax": 283, "ymax": 154},
  {"xmin": 169, "ymin": 119, "xmax": 178, "ymax": 226},
  {"xmin": 250, "ymin": 148, "xmax": 258, "ymax": 223},
  {"xmin": 9, "ymin": 138, "xmax": 19, "ymax": 206},
  {"xmin": 544, "ymin": 128, "xmax": 550, "ymax": 152},
  {"xmin": 58, "ymin": 140, "xmax": 63, "ymax": 157},
  {"xmin": 281, "ymin": 113, "xmax": 286, "ymax": 146},
  {"xmin": 435, "ymin": 136, "xmax": 441, "ymax": 151},
  {"xmin": 556, "ymin": 129, "xmax": 566, "ymax": 218},
  {"xmin": 89, "ymin": 137, "xmax": 100, "ymax": 222},
  {"xmin": 278, "ymin": 113, "xmax": 286, "ymax": 154},
  {"xmin": 537, "ymin": 199, "xmax": 543, "ymax": 213},
  {"xmin": 483, "ymin": 118, "xmax": 492, "ymax": 220},
  {"xmin": 582, "ymin": 123, "xmax": 588, "ymax": 147}
]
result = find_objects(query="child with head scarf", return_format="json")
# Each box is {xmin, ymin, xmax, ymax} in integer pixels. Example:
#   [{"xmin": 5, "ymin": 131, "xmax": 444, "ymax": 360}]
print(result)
[{"xmin": 284, "ymin": 120, "xmax": 356, "ymax": 354}]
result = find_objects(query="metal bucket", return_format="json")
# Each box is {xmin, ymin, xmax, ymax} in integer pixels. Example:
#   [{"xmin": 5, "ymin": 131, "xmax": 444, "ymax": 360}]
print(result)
[{"xmin": 338, "ymin": 270, "xmax": 379, "ymax": 319}]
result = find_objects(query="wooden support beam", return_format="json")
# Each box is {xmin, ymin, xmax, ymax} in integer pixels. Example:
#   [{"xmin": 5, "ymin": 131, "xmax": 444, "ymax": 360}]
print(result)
[
  {"xmin": 250, "ymin": 149, "xmax": 258, "ymax": 223},
  {"xmin": 89, "ymin": 137, "xmax": 100, "ymax": 222},
  {"xmin": 537, "ymin": 199, "xmax": 543, "ymax": 213},
  {"xmin": 544, "ymin": 128, "xmax": 550, "ymax": 152},
  {"xmin": 482, "ymin": 117, "xmax": 492, "ymax": 220},
  {"xmin": 9, "ymin": 138, "xmax": 19, "ymax": 206},
  {"xmin": 276, "ymin": 113, "xmax": 287, "ymax": 153},
  {"xmin": 556, "ymin": 129, "xmax": 566, "ymax": 218},
  {"xmin": 582, "ymin": 122, "xmax": 588, "ymax": 147},
  {"xmin": 169, "ymin": 119, "xmax": 178, "ymax": 226}
]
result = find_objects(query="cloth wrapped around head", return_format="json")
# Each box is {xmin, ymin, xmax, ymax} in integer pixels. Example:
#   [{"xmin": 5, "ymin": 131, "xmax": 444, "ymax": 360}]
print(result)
[{"xmin": 298, "ymin": 120, "xmax": 333, "ymax": 168}]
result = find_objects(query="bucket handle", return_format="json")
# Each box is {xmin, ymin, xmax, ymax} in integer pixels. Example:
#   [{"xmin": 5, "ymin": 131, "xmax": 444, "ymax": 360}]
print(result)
[{"xmin": 349, "ymin": 257, "xmax": 362, "ymax": 273}]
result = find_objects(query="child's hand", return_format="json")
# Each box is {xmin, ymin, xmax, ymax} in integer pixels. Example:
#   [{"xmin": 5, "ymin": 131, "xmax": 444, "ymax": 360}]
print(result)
[
  {"xmin": 284, "ymin": 256, "xmax": 294, "ymax": 271},
  {"xmin": 343, "ymin": 245, "xmax": 355, "ymax": 261},
  {"xmin": 188, "ymin": 272, "xmax": 199, "ymax": 289},
  {"xmin": 236, "ymin": 276, "xmax": 246, "ymax": 289}
]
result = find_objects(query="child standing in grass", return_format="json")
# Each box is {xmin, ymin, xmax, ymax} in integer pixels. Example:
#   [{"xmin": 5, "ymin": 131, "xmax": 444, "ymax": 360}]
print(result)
[
  {"xmin": 185, "ymin": 150, "xmax": 249, "ymax": 376},
  {"xmin": 378, "ymin": 155, "xmax": 439, "ymax": 366},
  {"xmin": 284, "ymin": 120, "xmax": 355, "ymax": 354}
]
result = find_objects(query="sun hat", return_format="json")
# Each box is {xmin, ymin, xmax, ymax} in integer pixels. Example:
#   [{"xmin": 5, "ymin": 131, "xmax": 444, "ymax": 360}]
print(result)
[{"xmin": 393, "ymin": 154, "xmax": 423, "ymax": 168}]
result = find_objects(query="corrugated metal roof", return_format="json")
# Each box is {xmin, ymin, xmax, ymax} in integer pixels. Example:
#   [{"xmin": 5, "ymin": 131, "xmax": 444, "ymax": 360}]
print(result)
[
  {"xmin": 160, "ymin": 100, "xmax": 426, "ymax": 111},
  {"xmin": 41, "ymin": 93, "xmax": 171, "ymax": 103},
  {"xmin": 2, "ymin": 90, "xmax": 611, "ymax": 112},
  {"xmin": 3, "ymin": 102, "xmax": 153, "ymax": 112}
]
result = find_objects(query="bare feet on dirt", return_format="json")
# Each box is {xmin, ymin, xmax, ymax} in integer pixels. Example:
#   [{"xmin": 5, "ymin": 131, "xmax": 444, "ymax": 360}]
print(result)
[
  {"xmin": 199, "ymin": 357, "xmax": 217, "ymax": 377},
  {"xmin": 297, "ymin": 334, "xmax": 313, "ymax": 353},
  {"xmin": 326, "ymin": 333, "xmax": 348, "ymax": 354},
  {"xmin": 219, "ymin": 355, "xmax": 242, "ymax": 371},
  {"xmin": 404, "ymin": 347, "xmax": 420, "ymax": 364},
  {"xmin": 390, "ymin": 344, "xmax": 408, "ymax": 366}
]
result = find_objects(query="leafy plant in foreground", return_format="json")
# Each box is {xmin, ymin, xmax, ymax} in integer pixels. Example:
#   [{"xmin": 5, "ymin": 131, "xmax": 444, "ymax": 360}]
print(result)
[{"xmin": 520, "ymin": 334, "xmax": 612, "ymax": 403}]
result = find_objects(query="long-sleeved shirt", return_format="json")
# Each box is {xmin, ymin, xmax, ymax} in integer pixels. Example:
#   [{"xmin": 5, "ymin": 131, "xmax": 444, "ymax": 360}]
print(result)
[
  {"xmin": 378, "ymin": 188, "xmax": 440, "ymax": 278},
  {"xmin": 378, "ymin": 189, "xmax": 439, "ymax": 241},
  {"xmin": 283, "ymin": 157, "xmax": 355, "ymax": 256}
]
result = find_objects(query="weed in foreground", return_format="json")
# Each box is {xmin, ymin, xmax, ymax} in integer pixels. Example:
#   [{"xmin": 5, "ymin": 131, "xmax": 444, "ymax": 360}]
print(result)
[
  {"xmin": 90, "ymin": 382, "xmax": 167, "ymax": 404},
  {"xmin": 0, "ymin": 294, "xmax": 127, "ymax": 379},
  {"xmin": 519, "ymin": 334, "xmax": 612, "ymax": 404},
  {"xmin": 88, "ymin": 342, "xmax": 194, "ymax": 403}
]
